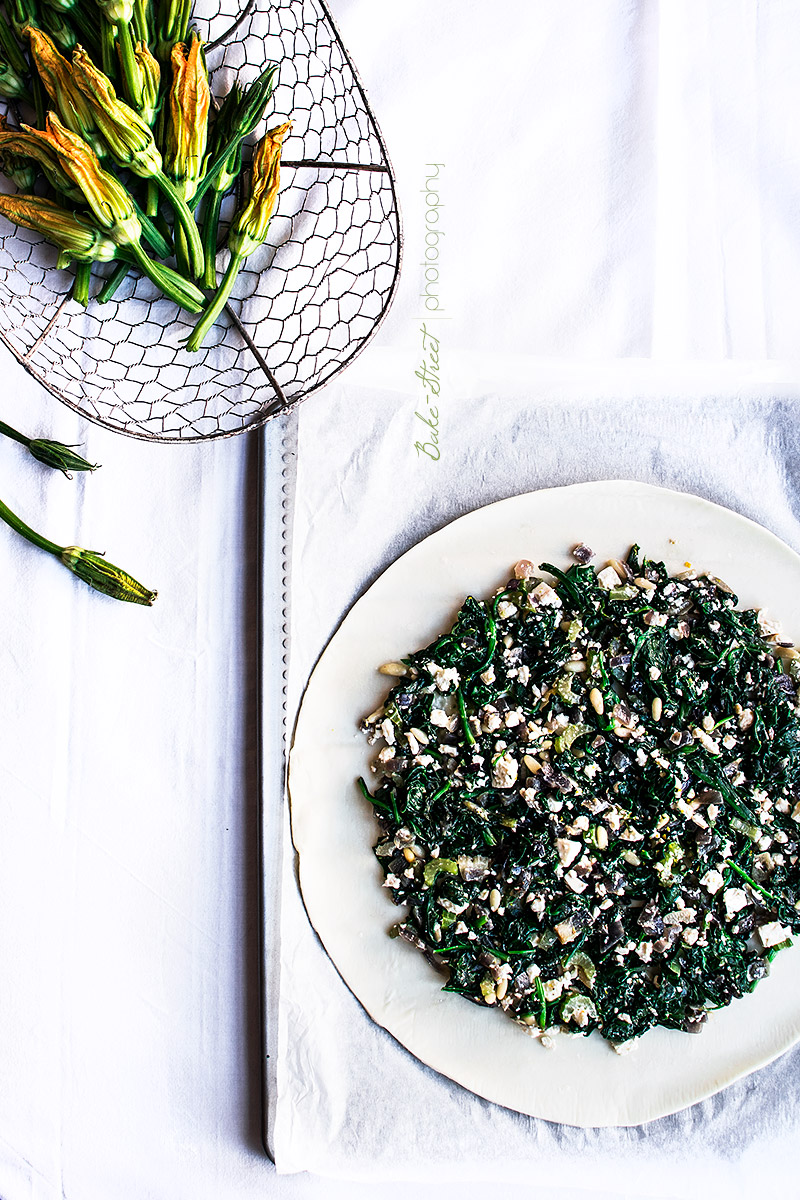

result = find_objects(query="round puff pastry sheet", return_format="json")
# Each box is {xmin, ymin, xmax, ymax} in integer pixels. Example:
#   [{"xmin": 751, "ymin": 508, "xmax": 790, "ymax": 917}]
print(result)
[{"xmin": 289, "ymin": 481, "xmax": 800, "ymax": 1126}]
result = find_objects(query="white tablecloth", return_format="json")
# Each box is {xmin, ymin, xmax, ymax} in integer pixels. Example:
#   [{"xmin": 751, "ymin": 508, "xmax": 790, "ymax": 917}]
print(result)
[{"xmin": 3, "ymin": 1, "xmax": 800, "ymax": 1197}]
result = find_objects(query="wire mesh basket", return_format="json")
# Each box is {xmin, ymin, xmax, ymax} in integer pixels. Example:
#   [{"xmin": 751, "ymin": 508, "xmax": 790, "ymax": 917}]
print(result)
[{"xmin": 0, "ymin": 0, "xmax": 402, "ymax": 441}]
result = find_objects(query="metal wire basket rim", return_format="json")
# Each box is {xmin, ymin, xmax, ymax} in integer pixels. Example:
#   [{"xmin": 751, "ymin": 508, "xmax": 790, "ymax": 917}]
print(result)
[{"xmin": 7, "ymin": 0, "xmax": 404, "ymax": 445}]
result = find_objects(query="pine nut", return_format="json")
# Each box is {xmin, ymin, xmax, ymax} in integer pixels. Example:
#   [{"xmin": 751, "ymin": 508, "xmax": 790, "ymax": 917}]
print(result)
[
  {"xmin": 495, "ymin": 976, "xmax": 508, "ymax": 1001},
  {"xmin": 403, "ymin": 847, "xmax": 416, "ymax": 863},
  {"xmin": 379, "ymin": 661, "xmax": 409, "ymax": 677},
  {"xmin": 489, "ymin": 888, "xmax": 502, "ymax": 911},
  {"xmin": 595, "ymin": 826, "xmax": 609, "ymax": 850},
  {"xmin": 652, "ymin": 697, "xmax": 663, "ymax": 722},
  {"xmin": 523, "ymin": 754, "xmax": 542, "ymax": 773},
  {"xmin": 589, "ymin": 688, "xmax": 604, "ymax": 715}
]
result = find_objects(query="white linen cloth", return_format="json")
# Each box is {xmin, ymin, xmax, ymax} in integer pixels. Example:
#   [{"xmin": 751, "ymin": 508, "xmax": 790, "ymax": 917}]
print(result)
[
  {"xmin": 2, "ymin": 1, "xmax": 800, "ymax": 1199},
  {"xmin": 270, "ymin": 0, "xmax": 800, "ymax": 1193}
]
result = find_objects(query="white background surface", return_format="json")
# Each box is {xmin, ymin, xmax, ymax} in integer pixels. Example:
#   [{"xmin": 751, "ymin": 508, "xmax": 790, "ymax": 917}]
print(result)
[{"xmin": 2, "ymin": 0, "xmax": 800, "ymax": 1197}]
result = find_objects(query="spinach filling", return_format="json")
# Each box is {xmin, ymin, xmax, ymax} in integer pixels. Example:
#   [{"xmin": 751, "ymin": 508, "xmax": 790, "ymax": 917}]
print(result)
[{"xmin": 359, "ymin": 546, "xmax": 800, "ymax": 1046}]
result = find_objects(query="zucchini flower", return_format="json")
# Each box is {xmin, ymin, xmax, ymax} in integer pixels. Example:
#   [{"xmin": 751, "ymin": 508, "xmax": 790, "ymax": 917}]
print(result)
[
  {"xmin": 164, "ymin": 32, "xmax": 209, "ymax": 200},
  {"xmin": 0, "ymin": 495, "xmax": 156, "ymax": 604},
  {"xmin": 153, "ymin": 0, "xmax": 191, "ymax": 64},
  {"xmin": 187, "ymin": 121, "xmax": 290, "ymax": 352},
  {"xmin": 61, "ymin": 547, "xmax": 156, "ymax": 604},
  {"xmin": 0, "ymin": 119, "xmax": 85, "ymax": 204},
  {"xmin": 25, "ymin": 113, "xmax": 142, "ymax": 247},
  {"xmin": 95, "ymin": 0, "xmax": 134, "ymax": 22},
  {"xmin": 124, "ymin": 40, "xmax": 160, "ymax": 126},
  {"xmin": 40, "ymin": 8, "xmax": 77, "ymax": 53},
  {"xmin": 0, "ymin": 59, "xmax": 32, "ymax": 102},
  {"xmin": 12, "ymin": 116, "xmax": 204, "ymax": 311},
  {"xmin": 0, "ymin": 418, "xmax": 99, "ymax": 477},
  {"xmin": 194, "ymin": 62, "xmax": 279, "ymax": 204},
  {"xmin": 229, "ymin": 121, "xmax": 290, "ymax": 257},
  {"xmin": 71, "ymin": 44, "xmax": 204, "ymax": 275},
  {"xmin": 24, "ymin": 26, "xmax": 102, "ymax": 155},
  {"xmin": 71, "ymin": 46, "xmax": 162, "ymax": 176},
  {"xmin": 0, "ymin": 192, "xmax": 117, "ymax": 263},
  {"xmin": 1, "ymin": 155, "xmax": 36, "ymax": 191}
]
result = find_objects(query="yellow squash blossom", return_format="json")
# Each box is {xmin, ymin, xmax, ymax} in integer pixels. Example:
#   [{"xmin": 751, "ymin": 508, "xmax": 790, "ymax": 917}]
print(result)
[
  {"xmin": 0, "ymin": 192, "xmax": 117, "ymax": 262},
  {"xmin": 229, "ymin": 121, "xmax": 291, "ymax": 256},
  {"xmin": 24, "ymin": 27, "xmax": 102, "ymax": 154},
  {"xmin": 165, "ymin": 32, "xmax": 209, "ymax": 199}
]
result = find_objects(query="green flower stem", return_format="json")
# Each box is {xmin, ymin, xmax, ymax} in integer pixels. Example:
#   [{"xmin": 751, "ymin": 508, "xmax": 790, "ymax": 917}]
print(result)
[
  {"xmin": 126, "ymin": 238, "xmax": 205, "ymax": 313},
  {"xmin": 72, "ymin": 260, "xmax": 92, "ymax": 306},
  {"xmin": 145, "ymin": 178, "xmax": 158, "ymax": 219},
  {"xmin": 31, "ymin": 70, "xmax": 46, "ymax": 128},
  {"xmin": 173, "ymin": 219, "xmax": 191, "ymax": 281},
  {"xmin": 116, "ymin": 19, "xmax": 143, "ymax": 110},
  {"xmin": 0, "ymin": 418, "xmax": 99, "ymax": 476},
  {"xmin": 0, "ymin": 418, "xmax": 28, "ymax": 450},
  {"xmin": 0, "ymin": 496, "xmax": 62, "ymax": 556},
  {"xmin": 155, "ymin": 171, "xmax": 205, "ymax": 278},
  {"xmin": 185, "ymin": 248, "xmax": 244, "ymax": 351},
  {"xmin": 97, "ymin": 260, "xmax": 130, "ymax": 304},
  {"xmin": 100, "ymin": 20, "xmax": 116, "ymax": 82},
  {"xmin": 0, "ymin": 17, "xmax": 27, "ymax": 76},
  {"xmin": 0, "ymin": 498, "xmax": 155, "ymax": 604},
  {"xmin": 130, "ymin": 196, "xmax": 171, "ymax": 258},
  {"xmin": 201, "ymin": 188, "xmax": 224, "ymax": 289}
]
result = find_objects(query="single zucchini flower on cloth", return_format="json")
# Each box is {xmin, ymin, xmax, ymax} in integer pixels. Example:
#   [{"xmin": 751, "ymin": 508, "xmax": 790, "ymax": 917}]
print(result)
[
  {"xmin": 0, "ymin": 498, "xmax": 156, "ymax": 605},
  {"xmin": 24, "ymin": 26, "xmax": 103, "ymax": 157},
  {"xmin": 165, "ymin": 31, "xmax": 209, "ymax": 200},
  {"xmin": 71, "ymin": 44, "xmax": 205, "ymax": 275},
  {"xmin": 0, "ymin": 417, "xmax": 99, "ymax": 477},
  {"xmin": 186, "ymin": 120, "xmax": 290, "ymax": 351},
  {"xmin": 0, "ymin": 192, "xmax": 117, "ymax": 264},
  {"xmin": 61, "ymin": 547, "xmax": 156, "ymax": 604}
]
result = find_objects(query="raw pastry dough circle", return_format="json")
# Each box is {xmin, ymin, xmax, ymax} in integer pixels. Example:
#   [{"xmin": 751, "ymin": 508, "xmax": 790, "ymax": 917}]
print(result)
[{"xmin": 289, "ymin": 481, "xmax": 800, "ymax": 1126}]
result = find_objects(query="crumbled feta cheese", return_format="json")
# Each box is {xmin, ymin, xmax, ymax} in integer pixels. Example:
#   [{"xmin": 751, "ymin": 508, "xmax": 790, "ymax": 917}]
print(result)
[
  {"xmin": 496, "ymin": 600, "xmax": 518, "ymax": 619},
  {"xmin": 700, "ymin": 869, "xmax": 725, "ymax": 895},
  {"xmin": 564, "ymin": 869, "xmax": 588, "ymax": 894},
  {"xmin": 531, "ymin": 582, "xmax": 562, "ymax": 608},
  {"xmin": 492, "ymin": 752, "xmax": 518, "ymax": 789},
  {"xmin": 555, "ymin": 838, "xmax": 582, "ymax": 868},
  {"xmin": 692, "ymin": 727, "xmax": 721, "ymax": 755},
  {"xmin": 723, "ymin": 888, "xmax": 750, "ymax": 917},
  {"xmin": 758, "ymin": 921, "xmax": 791, "ymax": 949},
  {"xmin": 426, "ymin": 661, "xmax": 460, "ymax": 692},
  {"xmin": 644, "ymin": 610, "xmax": 668, "ymax": 627},
  {"xmin": 542, "ymin": 978, "xmax": 563, "ymax": 1001},
  {"xmin": 596, "ymin": 565, "xmax": 622, "ymax": 590}
]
